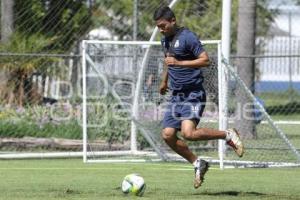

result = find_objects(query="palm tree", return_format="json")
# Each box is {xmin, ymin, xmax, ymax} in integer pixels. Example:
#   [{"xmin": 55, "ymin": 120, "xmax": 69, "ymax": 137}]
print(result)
[
  {"xmin": 235, "ymin": 0, "xmax": 257, "ymax": 138},
  {"xmin": 0, "ymin": 32, "xmax": 61, "ymax": 107}
]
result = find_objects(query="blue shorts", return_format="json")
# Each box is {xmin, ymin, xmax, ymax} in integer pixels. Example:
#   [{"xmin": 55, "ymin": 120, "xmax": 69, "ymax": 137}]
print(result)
[{"xmin": 162, "ymin": 90, "xmax": 206, "ymax": 130}]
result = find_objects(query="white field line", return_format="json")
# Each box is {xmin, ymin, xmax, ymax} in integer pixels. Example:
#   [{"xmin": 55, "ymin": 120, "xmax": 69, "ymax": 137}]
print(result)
[
  {"xmin": 0, "ymin": 165, "xmax": 220, "ymax": 171},
  {"xmin": 202, "ymin": 119, "xmax": 300, "ymax": 125}
]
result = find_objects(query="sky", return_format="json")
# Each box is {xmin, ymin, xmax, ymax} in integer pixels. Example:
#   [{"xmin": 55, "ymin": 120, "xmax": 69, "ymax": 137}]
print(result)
[{"xmin": 269, "ymin": 0, "xmax": 297, "ymax": 6}]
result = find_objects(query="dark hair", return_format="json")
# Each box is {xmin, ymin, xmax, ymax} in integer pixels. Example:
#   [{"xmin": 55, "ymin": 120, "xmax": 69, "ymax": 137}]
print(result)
[{"xmin": 153, "ymin": 6, "xmax": 175, "ymax": 21}]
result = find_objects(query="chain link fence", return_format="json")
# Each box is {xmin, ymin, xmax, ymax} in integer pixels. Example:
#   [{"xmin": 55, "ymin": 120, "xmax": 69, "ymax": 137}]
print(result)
[
  {"xmin": 231, "ymin": 3, "xmax": 300, "ymax": 161},
  {"xmin": 0, "ymin": 0, "xmax": 299, "ymax": 156}
]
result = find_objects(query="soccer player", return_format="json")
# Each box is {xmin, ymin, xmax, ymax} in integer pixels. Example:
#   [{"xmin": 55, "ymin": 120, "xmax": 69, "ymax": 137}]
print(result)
[{"xmin": 153, "ymin": 6, "xmax": 244, "ymax": 189}]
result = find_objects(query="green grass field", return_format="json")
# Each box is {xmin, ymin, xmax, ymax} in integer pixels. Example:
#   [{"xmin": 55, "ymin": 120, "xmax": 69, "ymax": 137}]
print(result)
[{"xmin": 0, "ymin": 159, "xmax": 300, "ymax": 200}]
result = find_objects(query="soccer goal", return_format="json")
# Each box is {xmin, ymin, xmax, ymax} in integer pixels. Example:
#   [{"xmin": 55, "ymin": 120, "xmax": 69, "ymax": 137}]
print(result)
[{"xmin": 81, "ymin": 40, "xmax": 300, "ymax": 168}]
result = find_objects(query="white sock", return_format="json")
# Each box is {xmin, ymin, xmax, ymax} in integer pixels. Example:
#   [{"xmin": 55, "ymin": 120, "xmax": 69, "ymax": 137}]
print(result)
[
  {"xmin": 225, "ymin": 130, "xmax": 231, "ymax": 142},
  {"xmin": 193, "ymin": 158, "xmax": 200, "ymax": 167}
]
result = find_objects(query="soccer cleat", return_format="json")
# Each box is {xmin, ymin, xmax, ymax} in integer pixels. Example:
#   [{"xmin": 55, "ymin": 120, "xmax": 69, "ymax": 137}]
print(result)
[
  {"xmin": 194, "ymin": 159, "xmax": 209, "ymax": 189},
  {"xmin": 226, "ymin": 128, "xmax": 245, "ymax": 157}
]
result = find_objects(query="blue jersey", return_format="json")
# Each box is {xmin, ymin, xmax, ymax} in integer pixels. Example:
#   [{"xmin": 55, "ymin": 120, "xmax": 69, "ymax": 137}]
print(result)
[{"xmin": 161, "ymin": 28, "xmax": 205, "ymax": 92}]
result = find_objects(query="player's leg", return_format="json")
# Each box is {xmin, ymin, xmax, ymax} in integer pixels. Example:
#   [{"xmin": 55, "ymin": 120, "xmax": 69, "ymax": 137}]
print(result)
[
  {"xmin": 181, "ymin": 91, "xmax": 244, "ymax": 157},
  {"xmin": 161, "ymin": 127, "xmax": 197, "ymax": 163},
  {"xmin": 162, "ymin": 127, "xmax": 208, "ymax": 189},
  {"xmin": 162, "ymin": 100, "xmax": 198, "ymax": 163},
  {"xmin": 180, "ymin": 93, "xmax": 228, "ymax": 141},
  {"xmin": 179, "ymin": 120, "xmax": 209, "ymax": 189},
  {"xmin": 181, "ymin": 119, "xmax": 226, "ymax": 141},
  {"xmin": 181, "ymin": 120, "xmax": 244, "ymax": 157}
]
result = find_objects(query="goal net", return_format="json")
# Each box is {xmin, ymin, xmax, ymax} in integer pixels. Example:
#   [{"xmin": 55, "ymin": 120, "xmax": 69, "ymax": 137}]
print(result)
[{"xmin": 81, "ymin": 40, "xmax": 300, "ymax": 167}]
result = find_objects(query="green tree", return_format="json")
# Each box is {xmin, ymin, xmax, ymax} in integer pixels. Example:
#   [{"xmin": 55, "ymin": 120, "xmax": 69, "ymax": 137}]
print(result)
[
  {"xmin": 0, "ymin": 33, "xmax": 61, "ymax": 106},
  {"xmin": 93, "ymin": 0, "xmax": 275, "ymax": 43},
  {"xmin": 0, "ymin": 0, "xmax": 93, "ymax": 106},
  {"xmin": 93, "ymin": 0, "xmax": 167, "ymax": 40},
  {"xmin": 14, "ymin": 0, "xmax": 93, "ymax": 51}
]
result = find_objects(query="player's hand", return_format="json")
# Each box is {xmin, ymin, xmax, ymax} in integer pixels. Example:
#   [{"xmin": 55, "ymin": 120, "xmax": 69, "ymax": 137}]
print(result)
[
  {"xmin": 164, "ymin": 56, "xmax": 178, "ymax": 66},
  {"xmin": 159, "ymin": 82, "xmax": 168, "ymax": 95}
]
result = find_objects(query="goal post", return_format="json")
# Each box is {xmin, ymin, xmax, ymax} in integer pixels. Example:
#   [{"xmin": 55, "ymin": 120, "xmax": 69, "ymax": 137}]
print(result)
[
  {"xmin": 81, "ymin": 40, "xmax": 225, "ymax": 164},
  {"xmin": 81, "ymin": 40, "xmax": 300, "ymax": 167}
]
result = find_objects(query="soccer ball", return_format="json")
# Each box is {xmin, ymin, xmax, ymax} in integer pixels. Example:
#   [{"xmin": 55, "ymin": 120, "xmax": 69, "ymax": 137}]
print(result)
[{"xmin": 121, "ymin": 174, "xmax": 146, "ymax": 196}]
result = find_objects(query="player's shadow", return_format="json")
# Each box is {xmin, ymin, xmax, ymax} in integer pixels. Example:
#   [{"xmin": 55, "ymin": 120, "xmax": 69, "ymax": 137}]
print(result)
[{"xmin": 195, "ymin": 191, "xmax": 267, "ymax": 197}]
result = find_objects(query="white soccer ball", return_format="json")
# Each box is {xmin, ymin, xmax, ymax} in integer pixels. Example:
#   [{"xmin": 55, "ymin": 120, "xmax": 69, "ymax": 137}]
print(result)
[{"xmin": 121, "ymin": 174, "xmax": 146, "ymax": 196}]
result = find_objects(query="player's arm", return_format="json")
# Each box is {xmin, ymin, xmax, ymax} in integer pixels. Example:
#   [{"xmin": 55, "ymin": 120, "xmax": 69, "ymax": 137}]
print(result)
[
  {"xmin": 159, "ymin": 63, "xmax": 168, "ymax": 95},
  {"xmin": 164, "ymin": 51, "xmax": 210, "ymax": 68}
]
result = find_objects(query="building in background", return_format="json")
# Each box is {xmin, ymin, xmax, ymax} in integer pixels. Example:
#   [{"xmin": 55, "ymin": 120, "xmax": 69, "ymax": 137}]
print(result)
[{"xmin": 256, "ymin": 1, "xmax": 300, "ymax": 92}]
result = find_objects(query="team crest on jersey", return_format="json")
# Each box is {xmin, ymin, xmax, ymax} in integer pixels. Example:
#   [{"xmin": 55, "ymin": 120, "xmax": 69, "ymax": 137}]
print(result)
[{"xmin": 174, "ymin": 40, "xmax": 179, "ymax": 48}]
